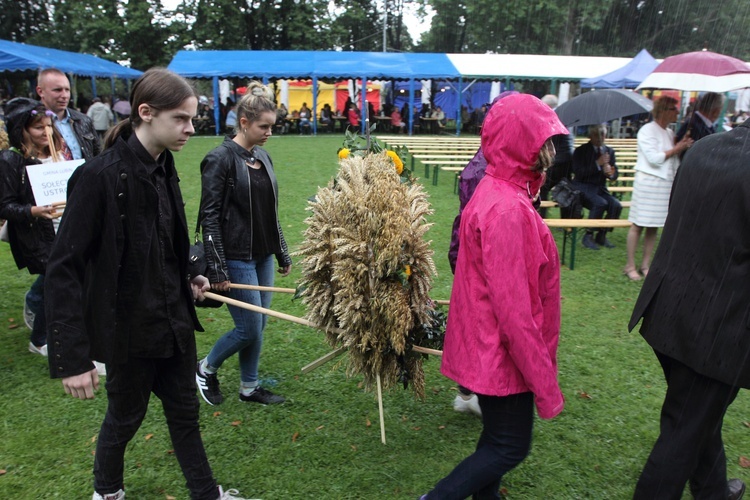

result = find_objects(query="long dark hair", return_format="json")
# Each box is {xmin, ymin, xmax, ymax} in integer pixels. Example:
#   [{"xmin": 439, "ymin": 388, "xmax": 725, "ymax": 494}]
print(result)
[{"xmin": 104, "ymin": 68, "xmax": 197, "ymax": 149}]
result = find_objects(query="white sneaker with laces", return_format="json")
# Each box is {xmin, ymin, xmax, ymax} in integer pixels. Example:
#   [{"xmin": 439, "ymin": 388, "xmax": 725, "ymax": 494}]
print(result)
[
  {"xmin": 94, "ymin": 361, "xmax": 107, "ymax": 377},
  {"xmin": 218, "ymin": 485, "xmax": 259, "ymax": 499},
  {"xmin": 93, "ymin": 489, "xmax": 125, "ymax": 500},
  {"xmin": 453, "ymin": 393, "xmax": 482, "ymax": 417},
  {"xmin": 28, "ymin": 342, "xmax": 47, "ymax": 357}
]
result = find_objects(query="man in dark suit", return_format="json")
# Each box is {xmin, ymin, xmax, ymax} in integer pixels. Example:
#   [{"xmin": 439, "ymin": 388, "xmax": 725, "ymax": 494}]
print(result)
[
  {"xmin": 571, "ymin": 125, "xmax": 621, "ymax": 249},
  {"xmin": 675, "ymin": 92, "xmax": 723, "ymax": 159},
  {"xmin": 628, "ymin": 120, "xmax": 749, "ymax": 500}
]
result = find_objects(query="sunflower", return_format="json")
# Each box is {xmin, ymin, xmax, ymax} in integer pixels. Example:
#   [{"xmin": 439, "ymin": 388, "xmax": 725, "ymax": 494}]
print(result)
[
  {"xmin": 338, "ymin": 148, "xmax": 351, "ymax": 160},
  {"xmin": 385, "ymin": 150, "xmax": 404, "ymax": 174}
]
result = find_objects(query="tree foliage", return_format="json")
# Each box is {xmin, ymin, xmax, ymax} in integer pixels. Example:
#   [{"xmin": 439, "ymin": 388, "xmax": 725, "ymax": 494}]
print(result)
[{"xmin": 417, "ymin": 0, "xmax": 750, "ymax": 60}]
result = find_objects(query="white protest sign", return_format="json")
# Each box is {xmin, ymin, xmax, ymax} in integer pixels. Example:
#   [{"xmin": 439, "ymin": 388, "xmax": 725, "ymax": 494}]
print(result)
[{"xmin": 26, "ymin": 159, "xmax": 85, "ymax": 206}]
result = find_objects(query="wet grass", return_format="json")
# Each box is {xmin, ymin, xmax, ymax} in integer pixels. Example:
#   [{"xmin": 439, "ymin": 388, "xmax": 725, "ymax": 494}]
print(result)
[{"xmin": 1, "ymin": 133, "xmax": 748, "ymax": 499}]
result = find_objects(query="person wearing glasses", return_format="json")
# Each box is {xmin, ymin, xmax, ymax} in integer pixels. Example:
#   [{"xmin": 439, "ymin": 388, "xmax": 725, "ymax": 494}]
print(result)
[{"xmin": 624, "ymin": 96, "xmax": 693, "ymax": 281}]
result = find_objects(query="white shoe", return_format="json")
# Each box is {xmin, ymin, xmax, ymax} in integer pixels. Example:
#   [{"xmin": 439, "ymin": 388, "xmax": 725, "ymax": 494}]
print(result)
[
  {"xmin": 94, "ymin": 361, "xmax": 107, "ymax": 377},
  {"xmin": 28, "ymin": 342, "xmax": 47, "ymax": 357},
  {"xmin": 218, "ymin": 485, "xmax": 259, "ymax": 500},
  {"xmin": 453, "ymin": 393, "xmax": 482, "ymax": 417},
  {"xmin": 93, "ymin": 489, "xmax": 125, "ymax": 500}
]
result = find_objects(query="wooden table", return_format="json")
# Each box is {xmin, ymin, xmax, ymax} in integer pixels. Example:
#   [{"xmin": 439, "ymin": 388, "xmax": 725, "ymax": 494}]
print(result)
[{"xmin": 373, "ymin": 116, "xmax": 393, "ymax": 133}]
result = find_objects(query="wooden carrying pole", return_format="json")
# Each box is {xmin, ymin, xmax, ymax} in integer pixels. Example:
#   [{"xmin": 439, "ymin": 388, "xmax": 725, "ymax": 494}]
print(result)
[
  {"xmin": 205, "ymin": 291, "xmax": 441, "ymax": 357},
  {"xmin": 45, "ymin": 124, "xmax": 62, "ymax": 162},
  {"xmin": 203, "ymin": 290, "xmax": 441, "ymax": 446}
]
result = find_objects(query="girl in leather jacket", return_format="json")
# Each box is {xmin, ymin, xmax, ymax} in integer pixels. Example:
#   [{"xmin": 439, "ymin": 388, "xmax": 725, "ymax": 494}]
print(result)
[{"xmin": 196, "ymin": 81, "xmax": 292, "ymax": 407}]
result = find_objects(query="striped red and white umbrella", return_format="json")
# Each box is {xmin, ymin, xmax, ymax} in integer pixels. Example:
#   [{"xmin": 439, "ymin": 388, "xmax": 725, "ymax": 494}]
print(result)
[{"xmin": 637, "ymin": 50, "xmax": 750, "ymax": 92}]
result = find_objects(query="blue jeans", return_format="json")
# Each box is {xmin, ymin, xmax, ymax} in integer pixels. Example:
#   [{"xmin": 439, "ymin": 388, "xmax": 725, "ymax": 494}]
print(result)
[
  {"xmin": 28, "ymin": 274, "xmax": 46, "ymax": 347},
  {"xmin": 205, "ymin": 256, "xmax": 275, "ymax": 384},
  {"xmin": 427, "ymin": 392, "xmax": 534, "ymax": 499}
]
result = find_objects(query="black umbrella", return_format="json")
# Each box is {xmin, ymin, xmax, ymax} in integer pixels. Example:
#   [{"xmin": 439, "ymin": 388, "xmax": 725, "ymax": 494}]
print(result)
[{"xmin": 554, "ymin": 89, "xmax": 653, "ymax": 127}]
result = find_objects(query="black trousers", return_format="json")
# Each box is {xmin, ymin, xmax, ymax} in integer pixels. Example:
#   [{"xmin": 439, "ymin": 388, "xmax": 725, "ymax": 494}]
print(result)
[
  {"xmin": 94, "ymin": 339, "xmax": 218, "ymax": 500},
  {"xmin": 427, "ymin": 392, "xmax": 534, "ymax": 500},
  {"xmin": 634, "ymin": 351, "xmax": 739, "ymax": 500}
]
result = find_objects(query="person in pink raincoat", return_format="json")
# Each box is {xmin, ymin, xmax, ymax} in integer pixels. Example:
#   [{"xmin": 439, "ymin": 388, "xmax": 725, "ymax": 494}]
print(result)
[{"xmin": 423, "ymin": 94, "xmax": 568, "ymax": 500}]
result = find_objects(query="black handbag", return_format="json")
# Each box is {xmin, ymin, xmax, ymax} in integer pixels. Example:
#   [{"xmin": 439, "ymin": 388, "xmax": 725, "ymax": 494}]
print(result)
[
  {"xmin": 550, "ymin": 178, "xmax": 583, "ymax": 219},
  {"xmin": 189, "ymin": 218, "xmax": 226, "ymax": 308}
]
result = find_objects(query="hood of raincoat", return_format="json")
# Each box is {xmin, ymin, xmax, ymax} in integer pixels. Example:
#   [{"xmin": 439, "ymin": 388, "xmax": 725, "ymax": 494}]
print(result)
[
  {"xmin": 481, "ymin": 94, "xmax": 568, "ymax": 197},
  {"xmin": 3, "ymin": 97, "xmax": 46, "ymax": 150}
]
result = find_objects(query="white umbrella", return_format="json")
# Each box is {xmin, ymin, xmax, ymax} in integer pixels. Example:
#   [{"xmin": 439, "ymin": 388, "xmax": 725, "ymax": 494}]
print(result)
[{"xmin": 637, "ymin": 50, "xmax": 750, "ymax": 92}]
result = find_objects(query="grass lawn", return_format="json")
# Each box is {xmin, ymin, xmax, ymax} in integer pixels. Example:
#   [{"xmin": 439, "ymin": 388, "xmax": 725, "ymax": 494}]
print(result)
[{"xmin": 1, "ymin": 133, "xmax": 748, "ymax": 499}]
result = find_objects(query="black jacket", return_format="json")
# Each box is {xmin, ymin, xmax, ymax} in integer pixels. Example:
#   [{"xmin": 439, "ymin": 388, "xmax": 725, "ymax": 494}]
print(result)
[
  {"xmin": 629, "ymin": 120, "xmax": 750, "ymax": 388},
  {"xmin": 572, "ymin": 142, "xmax": 618, "ymax": 187},
  {"xmin": 675, "ymin": 112, "xmax": 715, "ymax": 160},
  {"xmin": 45, "ymin": 135, "xmax": 202, "ymax": 378},
  {"xmin": 0, "ymin": 150, "xmax": 55, "ymax": 274},
  {"xmin": 66, "ymin": 108, "xmax": 101, "ymax": 160},
  {"xmin": 199, "ymin": 137, "xmax": 291, "ymax": 284}
]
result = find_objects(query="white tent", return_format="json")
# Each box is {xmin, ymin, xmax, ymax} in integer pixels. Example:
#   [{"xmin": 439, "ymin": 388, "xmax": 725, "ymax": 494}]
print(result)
[{"xmin": 447, "ymin": 53, "xmax": 631, "ymax": 81}]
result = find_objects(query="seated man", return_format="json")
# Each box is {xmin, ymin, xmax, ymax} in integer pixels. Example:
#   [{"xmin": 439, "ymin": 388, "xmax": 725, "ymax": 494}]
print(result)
[{"xmin": 572, "ymin": 125, "xmax": 621, "ymax": 249}]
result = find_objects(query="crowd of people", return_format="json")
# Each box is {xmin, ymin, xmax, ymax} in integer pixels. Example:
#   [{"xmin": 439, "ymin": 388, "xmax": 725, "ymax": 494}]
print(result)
[{"xmin": 1, "ymin": 67, "xmax": 749, "ymax": 499}]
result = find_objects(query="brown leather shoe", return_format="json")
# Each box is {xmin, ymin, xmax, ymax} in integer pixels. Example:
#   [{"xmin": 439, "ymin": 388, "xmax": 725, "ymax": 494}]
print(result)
[{"xmin": 729, "ymin": 478, "xmax": 746, "ymax": 500}]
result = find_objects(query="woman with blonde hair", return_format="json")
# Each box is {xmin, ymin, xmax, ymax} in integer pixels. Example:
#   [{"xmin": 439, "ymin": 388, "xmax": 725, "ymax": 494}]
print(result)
[
  {"xmin": 624, "ymin": 96, "xmax": 693, "ymax": 281},
  {"xmin": 196, "ymin": 81, "xmax": 292, "ymax": 406}
]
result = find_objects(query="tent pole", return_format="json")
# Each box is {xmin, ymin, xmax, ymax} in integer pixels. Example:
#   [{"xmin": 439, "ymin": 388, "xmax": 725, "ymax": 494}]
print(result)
[
  {"xmin": 91, "ymin": 76, "xmax": 97, "ymax": 99},
  {"xmin": 213, "ymin": 76, "xmax": 220, "ymax": 136},
  {"xmin": 361, "ymin": 77, "xmax": 368, "ymax": 136},
  {"xmin": 312, "ymin": 76, "xmax": 318, "ymax": 136},
  {"xmin": 408, "ymin": 78, "xmax": 415, "ymax": 136},
  {"xmin": 456, "ymin": 77, "xmax": 463, "ymax": 137}
]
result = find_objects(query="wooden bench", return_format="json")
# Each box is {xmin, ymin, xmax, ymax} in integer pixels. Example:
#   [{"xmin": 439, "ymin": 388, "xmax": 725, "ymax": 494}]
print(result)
[
  {"xmin": 417, "ymin": 160, "xmax": 466, "ymax": 184},
  {"xmin": 544, "ymin": 218, "xmax": 632, "ymax": 269}
]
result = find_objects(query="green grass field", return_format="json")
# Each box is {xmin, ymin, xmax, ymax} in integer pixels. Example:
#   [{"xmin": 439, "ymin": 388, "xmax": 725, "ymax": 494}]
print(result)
[{"xmin": 1, "ymin": 133, "xmax": 748, "ymax": 499}]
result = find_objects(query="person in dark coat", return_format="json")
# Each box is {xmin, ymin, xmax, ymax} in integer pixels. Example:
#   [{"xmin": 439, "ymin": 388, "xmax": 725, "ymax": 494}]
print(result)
[
  {"xmin": 628, "ymin": 120, "xmax": 750, "ymax": 500},
  {"xmin": 45, "ymin": 68, "xmax": 249, "ymax": 500},
  {"xmin": 0, "ymin": 98, "xmax": 66, "ymax": 357},
  {"xmin": 571, "ymin": 124, "xmax": 621, "ymax": 249},
  {"xmin": 675, "ymin": 92, "xmax": 723, "ymax": 159}
]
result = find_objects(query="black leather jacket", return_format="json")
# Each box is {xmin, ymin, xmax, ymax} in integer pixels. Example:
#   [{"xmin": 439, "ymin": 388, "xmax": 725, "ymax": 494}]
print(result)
[
  {"xmin": 0, "ymin": 150, "xmax": 55, "ymax": 274},
  {"xmin": 66, "ymin": 108, "xmax": 101, "ymax": 160},
  {"xmin": 199, "ymin": 137, "xmax": 291, "ymax": 284}
]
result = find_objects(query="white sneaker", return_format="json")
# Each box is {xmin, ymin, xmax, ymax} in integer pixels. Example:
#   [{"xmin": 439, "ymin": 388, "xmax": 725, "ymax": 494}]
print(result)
[
  {"xmin": 93, "ymin": 489, "xmax": 125, "ymax": 500},
  {"xmin": 453, "ymin": 393, "xmax": 482, "ymax": 417},
  {"xmin": 28, "ymin": 342, "xmax": 47, "ymax": 357},
  {"xmin": 218, "ymin": 485, "xmax": 259, "ymax": 499},
  {"xmin": 94, "ymin": 361, "xmax": 107, "ymax": 377}
]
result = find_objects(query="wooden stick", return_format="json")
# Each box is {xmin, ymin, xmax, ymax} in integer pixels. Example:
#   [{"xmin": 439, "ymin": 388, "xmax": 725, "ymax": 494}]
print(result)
[
  {"xmin": 203, "ymin": 291, "xmax": 344, "ymax": 335},
  {"xmin": 300, "ymin": 346, "xmax": 347, "ymax": 374},
  {"xmin": 376, "ymin": 374, "xmax": 386, "ymax": 445},
  {"xmin": 45, "ymin": 125, "xmax": 61, "ymax": 162},
  {"xmin": 228, "ymin": 283, "xmax": 451, "ymax": 307},
  {"xmin": 229, "ymin": 283, "xmax": 297, "ymax": 294}
]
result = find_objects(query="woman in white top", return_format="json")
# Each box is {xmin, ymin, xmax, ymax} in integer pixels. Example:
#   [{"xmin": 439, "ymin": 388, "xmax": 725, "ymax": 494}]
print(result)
[{"xmin": 624, "ymin": 96, "xmax": 693, "ymax": 281}]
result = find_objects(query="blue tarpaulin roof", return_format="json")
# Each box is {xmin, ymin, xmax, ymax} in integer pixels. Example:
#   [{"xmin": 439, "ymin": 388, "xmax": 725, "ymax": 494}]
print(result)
[
  {"xmin": 580, "ymin": 49, "xmax": 659, "ymax": 89},
  {"xmin": 168, "ymin": 50, "xmax": 461, "ymax": 80},
  {"xmin": 0, "ymin": 39, "xmax": 142, "ymax": 79}
]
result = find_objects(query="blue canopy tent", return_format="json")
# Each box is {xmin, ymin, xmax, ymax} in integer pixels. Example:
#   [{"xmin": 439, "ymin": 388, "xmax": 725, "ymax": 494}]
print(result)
[
  {"xmin": 168, "ymin": 50, "xmax": 462, "ymax": 135},
  {"xmin": 580, "ymin": 49, "xmax": 659, "ymax": 89},
  {"xmin": 0, "ymin": 39, "xmax": 143, "ymax": 101}
]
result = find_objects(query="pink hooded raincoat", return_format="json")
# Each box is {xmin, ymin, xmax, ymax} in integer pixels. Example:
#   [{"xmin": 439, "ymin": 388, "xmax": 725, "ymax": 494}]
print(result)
[{"xmin": 441, "ymin": 94, "xmax": 568, "ymax": 420}]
